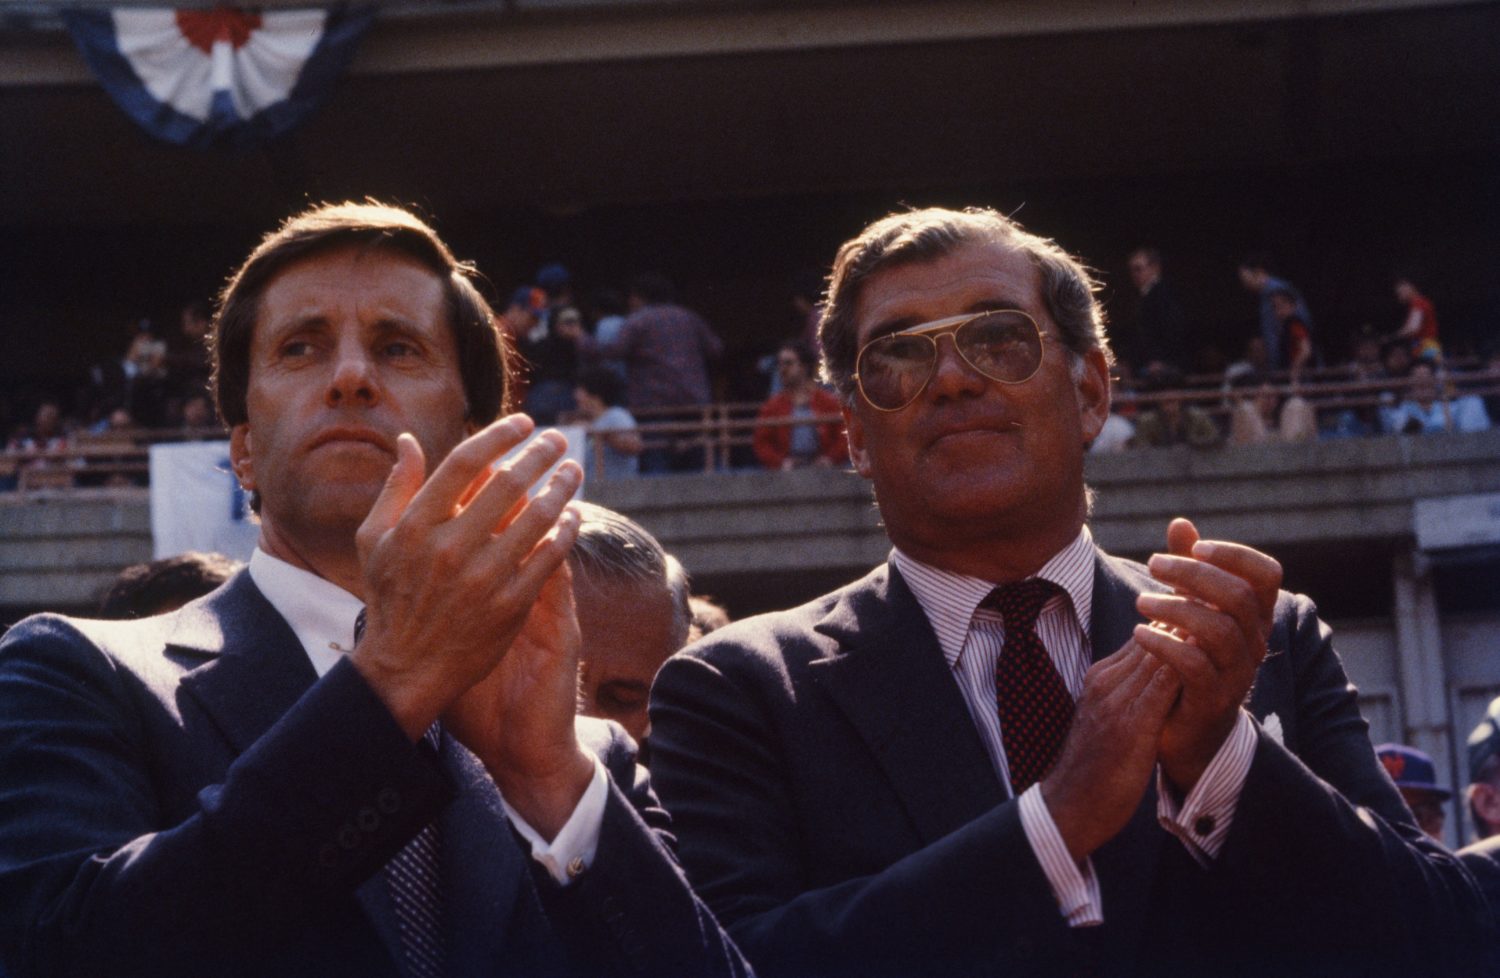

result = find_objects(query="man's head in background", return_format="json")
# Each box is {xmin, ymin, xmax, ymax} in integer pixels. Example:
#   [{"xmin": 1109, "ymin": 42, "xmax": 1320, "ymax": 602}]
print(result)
[
  {"xmin": 569, "ymin": 501, "xmax": 691, "ymax": 744},
  {"xmin": 1377, "ymin": 743, "xmax": 1452, "ymax": 842},
  {"xmin": 99, "ymin": 551, "xmax": 242, "ymax": 619},
  {"xmin": 1468, "ymin": 699, "xmax": 1500, "ymax": 839}
]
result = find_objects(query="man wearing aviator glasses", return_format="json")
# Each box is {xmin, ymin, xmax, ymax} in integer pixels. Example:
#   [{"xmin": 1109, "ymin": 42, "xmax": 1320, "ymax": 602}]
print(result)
[{"xmin": 648, "ymin": 207, "xmax": 1489, "ymax": 977}]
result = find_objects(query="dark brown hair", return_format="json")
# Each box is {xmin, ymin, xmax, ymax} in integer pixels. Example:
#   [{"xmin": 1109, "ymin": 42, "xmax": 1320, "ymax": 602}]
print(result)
[
  {"xmin": 211, "ymin": 201, "xmax": 509, "ymax": 428},
  {"xmin": 818, "ymin": 206, "xmax": 1110, "ymax": 397}
]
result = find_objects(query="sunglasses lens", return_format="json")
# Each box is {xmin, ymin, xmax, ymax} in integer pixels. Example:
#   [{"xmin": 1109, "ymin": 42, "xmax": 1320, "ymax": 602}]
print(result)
[
  {"xmin": 957, "ymin": 312, "xmax": 1043, "ymax": 383},
  {"xmin": 859, "ymin": 333, "xmax": 936, "ymax": 410}
]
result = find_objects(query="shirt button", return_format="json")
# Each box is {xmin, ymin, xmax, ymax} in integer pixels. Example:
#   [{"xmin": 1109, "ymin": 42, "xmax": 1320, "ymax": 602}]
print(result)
[{"xmin": 1194, "ymin": 815, "xmax": 1216, "ymax": 836}]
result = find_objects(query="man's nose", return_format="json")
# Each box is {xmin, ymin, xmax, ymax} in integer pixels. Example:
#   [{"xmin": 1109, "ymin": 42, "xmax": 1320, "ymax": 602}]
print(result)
[
  {"xmin": 325, "ymin": 344, "xmax": 378, "ymax": 407},
  {"xmin": 924, "ymin": 332, "xmax": 988, "ymax": 401}
]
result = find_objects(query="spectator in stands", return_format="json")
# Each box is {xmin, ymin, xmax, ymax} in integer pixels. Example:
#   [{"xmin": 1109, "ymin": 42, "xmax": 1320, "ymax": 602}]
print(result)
[
  {"xmin": 1376, "ymin": 743, "xmax": 1452, "ymax": 842},
  {"xmin": 1390, "ymin": 273, "xmax": 1443, "ymax": 363},
  {"xmin": 1223, "ymin": 335, "xmax": 1272, "ymax": 389},
  {"xmin": 122, "ymin": 318, "xmax": 168, "ymax": 426},
  {"xmin": 1485, "ymin": 350, "xmax": 1500, "ymax": 426},
  {"xmin": 1125, "ymin": 246, "xmax": 1189, "ymax": 374},
  {"xmin": 180, "ymin": 393, "xmax": 216, "ymax": 435},
  {"xmin": 573, "ymin": 365, "xmax": 642, "ymax": 482},
  {"xmin": 167, "ymin": 300, "xmax": 214, "ymax": 400},
  {"xmin": 587, "ymin": 287, "xmax": 630, "ymax": 381},
  {"xmin": 98, "ymin": 551, "xmax": 242, "ymax": 619},
  {"xmin": 499, "ymin": 285, "xmax": 546, "ymax": 411},
  {"xmin": 688, "ymin": 595, "xmax": 730, "ymax": 642},
  {"xmin": 1464, "ymin": 698, "xmax": 1500, "ymax": 841},
  {"xmin": 1130, "ymin": 367, "xmax": 1219, "ymax": 448},
  {"xmin": 1090, "ymin": 374, "xmax": 1136, "ymax": 453},
  {"xmin": 88, "ymin": 405, "xmax": 134, "ymax": 436},
  {"xmin": 4, "ymin": 400, "xmax": 78, "ymax": 490},
  {"xmin": 515, "ymin": 299, "xmax": 579, "ymax": 426},
  {"xmin": 795, "ymin": 275, "xmax": 824, "ymax": 351},
  {"xmin": 570, "ymin": 501, "xmax": 692, "ymax": 746},
  {"xmin": 1227, "ymin": 376, "xmax": 1316, "ymax": 446},
  {"xmin": 536, "ymin": 262, "xmax": 575, "ymax": 323},
  {"xmin": 753, "ymin": 341, "xmax": 847, "ymax": 470},
  {"xmin": 1268, "ymin": 287, "xmax": 1314, "ymax": 381},
  {"xmin": 1238, "ymin": 254, "xmax": 1312, "ymax": 370},
  {"xmin": 1457, "ymin": 700, "xmax": 1500, "ymax": 961},
  {"xmin": 1324, "ymin": 328, "xmax": 1387, "ymax": 438},
  {"xmin": 1382, "ymin": 362, "xmax": 1492, "ymax": 434},
  {"xmin": 557, "ymin": 272, "xmax": 723, "ymax": 473}
]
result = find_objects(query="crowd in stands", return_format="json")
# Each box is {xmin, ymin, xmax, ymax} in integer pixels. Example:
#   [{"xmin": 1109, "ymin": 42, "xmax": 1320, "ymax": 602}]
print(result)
[{"xmin": 3, "ymin": 249, "xmax": 1496, "ymax": 490}]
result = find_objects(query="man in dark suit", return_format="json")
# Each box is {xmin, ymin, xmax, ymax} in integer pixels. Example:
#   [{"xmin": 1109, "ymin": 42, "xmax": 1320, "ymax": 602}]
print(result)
[
  {"xmin": 1125, "ymin": 246, "xmax": 1190, "ymax": 375},
  {"xmin": 647, "ymin": 206, "xmax": 1490, "ymax": 978},
  {"xmin": 0, "ymin": 202, "xmax": 748, "ymax": 978}
]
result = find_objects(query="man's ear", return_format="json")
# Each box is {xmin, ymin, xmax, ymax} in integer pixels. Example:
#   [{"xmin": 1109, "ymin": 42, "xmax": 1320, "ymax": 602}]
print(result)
[
  {"xmin": 1075, "ymin": 349, "xmax": 1111, "ymax": 445},
  {"xmin": 842, "ymin": 402, "xmax": 875, "ymax": 479},
  {"xmin": 228, "ymin": 424, "xmax": 256, "ymax": 491}
]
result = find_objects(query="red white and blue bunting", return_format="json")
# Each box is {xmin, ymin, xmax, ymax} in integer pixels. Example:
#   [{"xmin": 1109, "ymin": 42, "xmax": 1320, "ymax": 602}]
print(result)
[{"xmin": 64, "ymin": 5, "xmax": 374, "ymax": 151}]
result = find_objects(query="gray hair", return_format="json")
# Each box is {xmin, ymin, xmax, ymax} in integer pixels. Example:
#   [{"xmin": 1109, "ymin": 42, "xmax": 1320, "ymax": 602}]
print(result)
[
  {"xmin": 817, "ymin": 206, "xmax": 1112, "ymax": 398},
  {"xmin": 568, "ymin": 501, "xmax": 691, "ymax": 644}
]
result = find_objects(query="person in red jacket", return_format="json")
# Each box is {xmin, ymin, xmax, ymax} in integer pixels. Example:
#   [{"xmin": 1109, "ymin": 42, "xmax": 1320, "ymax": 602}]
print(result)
[{"xmin": 753, "ymin": 341, "xmax": 848, "ymax": 470}]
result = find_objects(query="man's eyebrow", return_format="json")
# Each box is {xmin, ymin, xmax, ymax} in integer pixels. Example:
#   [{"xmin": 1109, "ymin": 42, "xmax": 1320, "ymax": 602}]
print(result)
[
  {"xmin": 261, "ymin": 313, "xmax": 330, "ymax": 341},
  {"xmin": 864, "ymin": 298, "xmax": 1029, "ymax": 341}
]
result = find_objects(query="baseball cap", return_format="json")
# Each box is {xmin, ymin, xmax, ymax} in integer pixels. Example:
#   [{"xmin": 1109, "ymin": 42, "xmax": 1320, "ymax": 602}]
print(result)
[
  {"xmin": 1376, "ymin": 743, "xmax": 1452, "ymax": 799},
  {"xmin": 508, "ymin": 286, "xmax": 546, "ymax": 314},
  {"xmin": 1467, "ymin": 697, "xmax": 1500, "ymax": 782}
]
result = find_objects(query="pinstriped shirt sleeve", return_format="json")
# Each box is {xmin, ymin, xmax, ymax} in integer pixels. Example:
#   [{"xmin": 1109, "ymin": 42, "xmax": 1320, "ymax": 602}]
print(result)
[
  {"xmin": 1154, "ymin": 709, "xmax": 1257, "ymax": 865},
  {"xmin": 1018, "ymin": 785, "xmax": 1104, "ymax": 925}
]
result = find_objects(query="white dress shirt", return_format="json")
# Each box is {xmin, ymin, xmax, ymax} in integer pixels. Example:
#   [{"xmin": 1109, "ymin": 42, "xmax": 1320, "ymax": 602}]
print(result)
[
  {"xmin": 891, "ymin": 527, "xmax": 1257, "ymax": 926},
  {"xmin": 248, "ymin": 548, "xmax": 607, "ymax": 886}
]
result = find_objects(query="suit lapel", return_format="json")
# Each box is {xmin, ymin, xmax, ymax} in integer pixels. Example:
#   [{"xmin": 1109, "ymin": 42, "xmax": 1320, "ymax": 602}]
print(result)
[
  {"xmin": 174, "ymin": 571, "xmax": 320, "ymax": 755},
  {"xmin": 808, "ymin": 565, "xmax": 1007, "ymax": 844},
  {"xmin": 170, "ymin": 571, "xmax": 417, "ymax": 976}
]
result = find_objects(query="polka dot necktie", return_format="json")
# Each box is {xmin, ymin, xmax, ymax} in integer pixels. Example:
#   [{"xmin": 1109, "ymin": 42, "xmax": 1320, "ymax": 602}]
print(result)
[
  {"xmin": 355, "ymin": 609, "xmax": 447, "ymax": 978},
  {"xmin": 985, "ymin": 579, "xmax": 1073, "ymax": 795}
]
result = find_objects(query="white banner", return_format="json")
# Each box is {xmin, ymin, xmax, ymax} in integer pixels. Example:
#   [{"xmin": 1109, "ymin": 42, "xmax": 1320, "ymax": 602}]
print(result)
[{"xmin": 148, "ymin": 440, "xmax": 259, "ymax": 561}]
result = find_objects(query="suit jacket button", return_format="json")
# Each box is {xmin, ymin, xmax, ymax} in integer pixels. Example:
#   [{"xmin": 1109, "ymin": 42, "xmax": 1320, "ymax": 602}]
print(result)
[
  {"xmin": 338, "ymin": 823, "xmax": 362, "ymax": 849},
  {"xmin": 318, "ymin": 844, "xmax": 339, "ymax": 868},
  {"xmin": 357, "ymin": 806, "xmax": 380, "ymax": 832},
  {"xmin": 376, "ymin": 788, "xmax": 401, "ymax": 814}
]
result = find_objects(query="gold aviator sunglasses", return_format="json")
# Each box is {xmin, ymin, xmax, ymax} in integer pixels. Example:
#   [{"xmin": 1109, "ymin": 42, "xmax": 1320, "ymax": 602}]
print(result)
[{"xmin": 854, "ymin": 309, "xmax": 1046, "ymax": 411}]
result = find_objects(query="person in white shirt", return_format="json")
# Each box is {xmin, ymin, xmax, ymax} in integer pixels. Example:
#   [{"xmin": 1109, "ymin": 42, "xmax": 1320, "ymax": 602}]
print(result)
[
  {"xmin": 0, "ymin": 201, "xmax": 747, "ymax": 978},
  {"xmin": 647, "ymin": 206, "xmax": 1490, "ymax": 978}
]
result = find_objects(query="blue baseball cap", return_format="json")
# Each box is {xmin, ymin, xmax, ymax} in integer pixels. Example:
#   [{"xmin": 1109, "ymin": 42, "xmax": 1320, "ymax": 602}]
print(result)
[{"xmin": 1376, "ymin": 743, "xmax": 1452, "ymax": 799}]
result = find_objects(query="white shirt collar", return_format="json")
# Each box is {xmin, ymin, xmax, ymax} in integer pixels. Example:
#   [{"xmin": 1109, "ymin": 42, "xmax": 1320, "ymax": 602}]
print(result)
[
  {"xmin": 891, "ymin": 526, "xmax": 1097, "ymax": 665},
  {"xmin": 247, "ymin": 547, "xmax": 364, "ymax": 679}
]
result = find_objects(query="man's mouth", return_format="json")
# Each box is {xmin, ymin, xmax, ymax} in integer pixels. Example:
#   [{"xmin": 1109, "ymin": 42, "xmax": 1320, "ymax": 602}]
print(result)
[{"xmin": 308, "ymin": 427, "xmax": 394, "ymax": 453}]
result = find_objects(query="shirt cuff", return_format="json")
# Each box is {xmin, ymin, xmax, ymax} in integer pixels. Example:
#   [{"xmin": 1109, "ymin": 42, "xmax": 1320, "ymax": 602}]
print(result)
[
  {"xmin": 501, "ymin": 753, "xmax": 609, "ymax": 886},
  {"xmin": 1156, "ymin": 709, "xmax": 1257, "ymax": 865},
  {"xmin": 1018, "ymin": 784, "xmax": 1104, "ymax": 927}
]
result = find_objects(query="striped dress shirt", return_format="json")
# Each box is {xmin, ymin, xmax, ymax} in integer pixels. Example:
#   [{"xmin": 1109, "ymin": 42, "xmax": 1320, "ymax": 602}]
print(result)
[{"xmin": 892, "ymin": 527, "xmax": 1256, "ymax": 926}]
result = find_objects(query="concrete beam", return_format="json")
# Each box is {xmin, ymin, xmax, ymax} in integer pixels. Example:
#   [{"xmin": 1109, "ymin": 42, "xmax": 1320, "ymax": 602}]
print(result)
[{"xmin": 2, "ymin": 0, "xmax": 1484, "ymax": 86}]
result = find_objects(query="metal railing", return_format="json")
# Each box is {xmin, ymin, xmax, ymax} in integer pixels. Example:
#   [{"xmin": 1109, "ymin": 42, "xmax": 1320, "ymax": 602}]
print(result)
[{"xmin": 3, "ymin": 369, "xmax": 1496, "ymax": 492}]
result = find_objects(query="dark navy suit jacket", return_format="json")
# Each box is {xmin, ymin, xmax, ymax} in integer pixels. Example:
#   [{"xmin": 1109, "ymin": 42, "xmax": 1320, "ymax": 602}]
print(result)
[
  {"xmin": 0, "ymin": 572, "xmax": 749, "ymax": 978},
  {"xmin": 649, "ymin": 549, "xmax": 1492, "ymax": 978}
]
